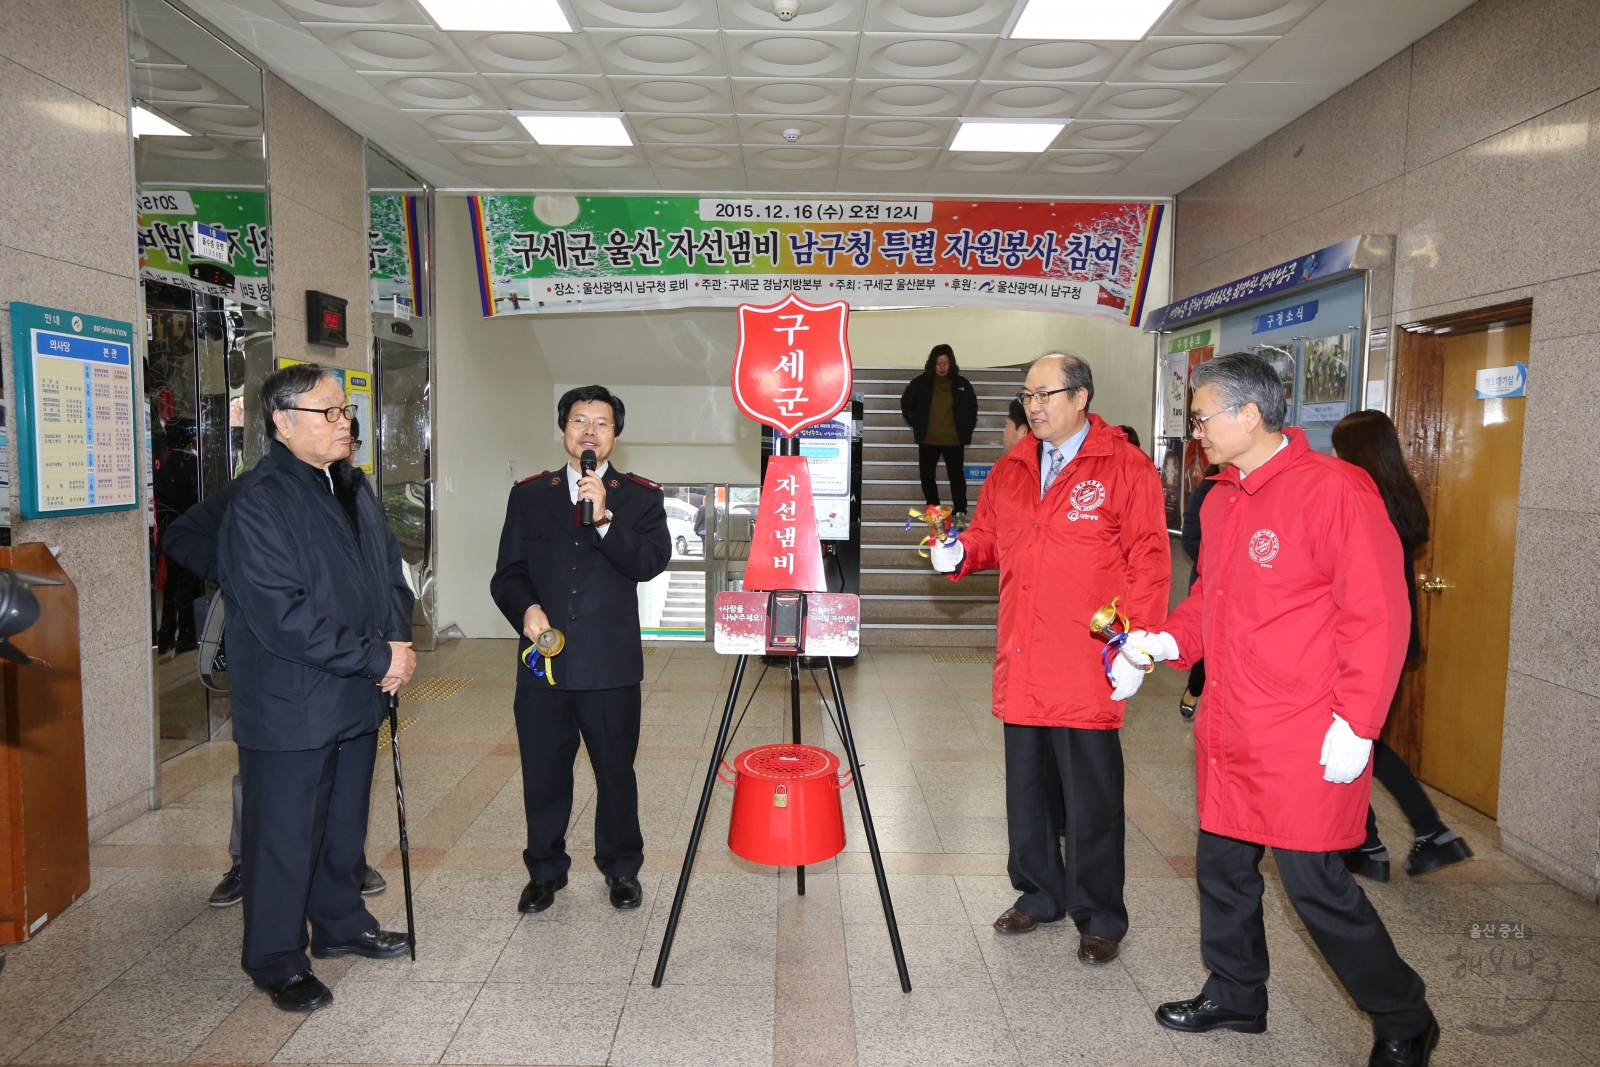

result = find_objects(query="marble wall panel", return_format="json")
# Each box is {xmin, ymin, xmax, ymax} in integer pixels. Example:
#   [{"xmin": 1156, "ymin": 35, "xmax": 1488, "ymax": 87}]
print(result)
[
  {"xmin": 1167, "ymin": 140, "xmax": 1265, "ymax": 278},
  {"xmin": 0, "ymin": 0, "xmax": 131, "ymax": 113},
  {"xmin": 1515, "ymin": 333, "xmax": 1600, "ymax": 518},
  {"xmin": 1497, "ymin": 671, "xmax": 1600, "ymax": 898}
]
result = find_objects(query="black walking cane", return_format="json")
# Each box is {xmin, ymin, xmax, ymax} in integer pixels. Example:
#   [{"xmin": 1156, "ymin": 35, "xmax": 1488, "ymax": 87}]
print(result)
[{"xmin": 387, "ymin": 691, "xmax": 417, "ymax": 961}]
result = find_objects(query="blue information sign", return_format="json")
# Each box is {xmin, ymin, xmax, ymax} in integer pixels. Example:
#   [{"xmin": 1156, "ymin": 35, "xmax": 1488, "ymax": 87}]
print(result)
[{"xmin": 1252, "ymin": 300, "xmax": 1318, "ymax": 334}]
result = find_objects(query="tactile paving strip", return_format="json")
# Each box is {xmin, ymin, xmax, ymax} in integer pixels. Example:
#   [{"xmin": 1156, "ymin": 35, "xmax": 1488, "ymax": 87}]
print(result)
[
  {"xmin": 377, "ymin": 716, "xmax": 418, "ymax": 747},
  {"xmin": 928, "ymin": 651, "xmax": 995, "ymax": 664},
  {"xmin": 399, "ymin": 676, "xmax": 473, "ymax": 701}
]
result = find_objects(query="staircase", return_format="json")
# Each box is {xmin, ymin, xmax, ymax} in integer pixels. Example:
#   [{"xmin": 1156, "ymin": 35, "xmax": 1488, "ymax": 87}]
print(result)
[
  {"xmin": 660, "ymin": 570, "xmax": 706, "ymax": 636},
  {"xmin": 854, "ymin": 365, "xmax": 1024, "ymax": 647}
]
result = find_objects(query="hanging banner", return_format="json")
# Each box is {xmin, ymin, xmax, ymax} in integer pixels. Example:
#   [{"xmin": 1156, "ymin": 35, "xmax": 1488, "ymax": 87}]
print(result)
[
  {"xmin": 136, "ymin": 188, "xmax": 272, "ymax": 307},
  {"xmin": 468, "ymin": 195, "xmax": 1163, "ymax": 324},
  {"xmin": 369, "ymin": 194, "xmax": 424, "ymax": 315}
]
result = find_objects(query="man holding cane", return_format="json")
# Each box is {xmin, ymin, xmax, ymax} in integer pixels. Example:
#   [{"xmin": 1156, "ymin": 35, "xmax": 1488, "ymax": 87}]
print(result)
[
  {"xmin": 931, "ymin": 353, "xmax": 1169, "ymax": 963},
  {"xmin": 1114, "ymin": 353, "xmax": 1437, "ymax": 1066},
  {"xmin": 218, "ymin": 365, "xmax": 417, "ymax": 1013}
]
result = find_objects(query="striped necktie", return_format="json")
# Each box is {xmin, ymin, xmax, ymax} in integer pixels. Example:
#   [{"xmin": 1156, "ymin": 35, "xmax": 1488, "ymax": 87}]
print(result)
[{"xmin": 1043, "ymin": 445, "xmax": 1065, "ymax": 493}]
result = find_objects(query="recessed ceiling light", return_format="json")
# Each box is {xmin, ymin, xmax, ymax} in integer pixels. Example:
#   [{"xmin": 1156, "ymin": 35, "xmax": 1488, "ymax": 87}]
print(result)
[
  {"xmin": 132, "ymin": 106, "xmax": 190, "ymax": 137},
  {"xmin": 417, "ymin": 0, "xmax": 578, "ymax": 33},
  {"xmin": 1007, "ymin": 0, "xmax": 1173, "ymax": 41},
  {"xmin": 516, "ymin": 112, "xmax": 632, "ymax": 146},
  {"xmin": 950, "ymin": 118, "xmax": 1067, "ymax": 153}
]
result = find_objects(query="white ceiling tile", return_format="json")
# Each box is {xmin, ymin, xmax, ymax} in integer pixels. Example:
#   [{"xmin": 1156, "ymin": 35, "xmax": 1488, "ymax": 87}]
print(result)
[
  {"xmin": 716, "ymin": 0, "xmax": 865, "ymax": 31},
  {"xmin": 610, "ymin": 76, "xmax": 734, "ymax": 112},
  {"xmin": 919, "ymin": 171, "xmax": 1019, "ymax": 194},
  {"xmin": 1286, "ymin": 0, "xmax": 1476, "ymax": 37},
  {"xmin": 439, "ymin": 139, "xmax": 555, "ymax": 167},
  {"xmin": 737, "ymin": 114, "xmax": 847, "ymax": 144},
  {"xmin": 1059, "ymin": 119, "xmax": 1177, "ymax": 150},
  {"xmin": 935, "ymin": 149, "xmax": 1033, "ymax": 173},
  {"xmin": 1152, "ymin": 0, "xmax": 1325, "ymax": 37},
  {"xmin": 550, "ymin": 144, "xmax": 650, "ymax": 167},
  {"xmin": 723, "ymin": 31, "xmax": 860, "ymax": 79},
  {"xmin": 982, "ymin": 39, "xmax": 1129, "ymax": 82},
  {"xmin": 570, "ymin": 0, "xmax": 721, "ymax": 29},
  {"xmin": 843, "ymin": 115, "xmax": 955, "ymax": 147},
  {"xmin": 840, "ymin": 146, "xmax": 939, "ymax": 172},
  {"xmin": 272, "ymin": 0, "xmax": 430, "ymax": 25},
  {"xmin": 1121, "ymin": 145, "xmax": 1240, "ymax": 178},
  {"xmin": 657, "ymin": 168, "xmax": 747, "ymax": 190},
  {"xmin": 1108, "ymin": 36, "xmax": 1277, "ymax": 83},
  {"xmin": 360, "ymin": 70, "xmax": 506, "ymax": 109},
  {"xmin": 835, "ymin": 170, "xmax": 933, "ymax": 192},
  {"xmin": 863, "ymin": 0, "xmax": 1014, "ymax": 34},
  {"xmin": 642, "ymin": 143, "xmax": 743, "ymax": 168},
  {"xmin": 732, "ymin": 78, "xmax": 852, "ymax": 115},
  {"xmin": 1145, "ymin": 116, "xmax": 1286, "ymax": 151},
  {"xmin": 558, "ymin": 166, "xmax": 663, "ymax": 189},
  {"xmin": 1097, "ymin": 174, "xmax": 1185, "ymax": 196},
  {"xmin": 1231, "ymin": 33, "xmax": 1411, "ymax": 83},
  {"xmin": 302, "ymin": 22, "xmax": 473, "ymax": 71},
  {"xmin": 1011, "ymin": 173, "xmax": 1114, "ymax": 196},
  {"xmin": 485, "ymin": 73, "xmax": 619, "ymax": 110},
  {"xmin": 742, "ymin": 144, "xmax": 842, "ymax": 170},
  {"xmin": 412, "ymin": 110, "xmax": 530, "ymax": 140},
  {"xmin": 1079, "ymin": 82, "xmax": 1225, "ymax": 121},
  {"xmin": 631, "ymin": 112, "xmax": 740, "ymax": 143},
  {"xmin": 447, "ymin": 31, "xmax": 603, "ymax": 75},
  {"xmin": 1184, "ymin": 79, "xmax": 1340, "ymax": 120},
  {"xmin": 587, "ymin": 29, "xmax": 727, "ymax": 77},
  {"xmin": 849, "ymin": 80, "xmax": 966, "ymax": 117},
  {"xmin": 1025, "ymin": 150, "xmax": 1139, "ymax": 175},
  {"xmin": 746, "ymin": 168, "xmax": 841, "ymax": 192},
  {"xmin": 856, "ymin": 33, "xmax": 995, "ymax": 81},
  {"xmin": 963, "ymin": 81, "xmax": 1095, "ymax": 118}
]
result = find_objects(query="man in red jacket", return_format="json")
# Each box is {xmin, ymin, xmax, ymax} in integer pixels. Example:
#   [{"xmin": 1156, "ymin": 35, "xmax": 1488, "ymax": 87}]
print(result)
[
  {"xmin": 931, "ymin": 353, "xmax": 1169, "ymax": 964},
  {"xmin": 1117, "ymin": 353, "xmax": 1436, "ymax": 1067}
]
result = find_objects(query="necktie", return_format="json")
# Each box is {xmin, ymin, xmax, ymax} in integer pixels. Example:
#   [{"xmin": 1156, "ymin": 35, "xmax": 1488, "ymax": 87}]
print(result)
[{"xmin": 1044, "ymin": 446, "xmax": 1065, "ymax": 493}]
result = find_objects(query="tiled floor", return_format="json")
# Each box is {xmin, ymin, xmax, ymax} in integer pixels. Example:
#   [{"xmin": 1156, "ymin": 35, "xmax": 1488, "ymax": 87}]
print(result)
[{"xmin": 3, "ymin": 639, "xmax": 1598, "ymax": 1066}]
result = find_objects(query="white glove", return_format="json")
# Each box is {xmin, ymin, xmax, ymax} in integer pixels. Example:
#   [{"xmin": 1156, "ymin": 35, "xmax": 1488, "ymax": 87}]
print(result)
[
  {"xmin": 1119, "ymin": 630, "xmax": 1180, "ymax": 669},
  {"xmin": 1108, "ymin": 653, "xmax": 1148, "ymax": 701},
  {"xmin": 929, "ymin": 536, "xmax": 964, "ymax": 574},
  {"xmin": 1319, "ymin": 714, "xmax": 1373, "ymax": 784}
]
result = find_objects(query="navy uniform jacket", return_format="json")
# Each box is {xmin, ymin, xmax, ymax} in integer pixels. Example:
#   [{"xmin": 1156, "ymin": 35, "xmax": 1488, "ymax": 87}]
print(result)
[
  {"xmin": 490, "ymin": 466, "xmax": 671, "ymax": 691},
  {"xmin": 218, "ymin": 442, "xmax": 414, "ymax": 750}
]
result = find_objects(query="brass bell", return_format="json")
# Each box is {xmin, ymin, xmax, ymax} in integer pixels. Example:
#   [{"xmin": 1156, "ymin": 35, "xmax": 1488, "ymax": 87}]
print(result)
[{"xmin": 535, "ymin": 627, "xmax": 566, "ymax": 657}]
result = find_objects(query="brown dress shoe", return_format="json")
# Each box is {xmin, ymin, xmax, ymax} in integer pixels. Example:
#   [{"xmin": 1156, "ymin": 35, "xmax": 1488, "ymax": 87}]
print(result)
[
  {"xmin": 1078, "ymin": 934, "xmax": 1121, "ymax": 964},
  {"xmin": 993, "ymin": 907, "xmax": 1038, "ymax": 934}
]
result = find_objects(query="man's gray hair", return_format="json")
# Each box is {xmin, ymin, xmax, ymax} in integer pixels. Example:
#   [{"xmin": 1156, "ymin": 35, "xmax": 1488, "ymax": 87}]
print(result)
[
  {"xmin": 1190, "ymin": 352, "xmax": 1288, "ymax": 432},
  {"xmin": 261, "ymin": 363, "xmax": 335, "ymax": 440},
  {"xmin": 1033, "ymin": 352, "xmax": 1094, "ymax": 407}
]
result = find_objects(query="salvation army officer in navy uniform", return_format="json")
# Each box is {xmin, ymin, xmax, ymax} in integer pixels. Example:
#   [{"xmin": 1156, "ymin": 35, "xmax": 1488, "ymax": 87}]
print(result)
[{"xmin": 490, "ymin": 385, "xmax": 671, "ymax": 915}]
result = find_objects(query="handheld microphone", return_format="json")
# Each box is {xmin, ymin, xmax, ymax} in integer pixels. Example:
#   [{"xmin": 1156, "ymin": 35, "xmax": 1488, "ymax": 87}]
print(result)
[{"xmin": 580, "ymin": 449, "xmax": 597, "ymax": 525}]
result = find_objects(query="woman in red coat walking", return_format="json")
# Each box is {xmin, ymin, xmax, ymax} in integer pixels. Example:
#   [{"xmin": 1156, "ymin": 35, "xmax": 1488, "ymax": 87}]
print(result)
[{"xmin": 1116, "ymin": 353, "xmax": 1437, "ymax": 1067}]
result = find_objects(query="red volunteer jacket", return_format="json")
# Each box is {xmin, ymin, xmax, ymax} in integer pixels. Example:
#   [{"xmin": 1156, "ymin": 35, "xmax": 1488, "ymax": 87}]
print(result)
[
  {"xmin": 955, "ymin": 414, "xmax": 1170, "ymax": 728},
  {"xmin": 1165, "ymin": 429, "xmax": 1409, "ymax": 851}
]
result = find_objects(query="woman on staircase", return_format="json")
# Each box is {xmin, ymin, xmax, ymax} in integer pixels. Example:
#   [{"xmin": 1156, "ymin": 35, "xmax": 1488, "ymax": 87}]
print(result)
[{"xmin": 900, "ymin": 344, "xmax": 979, "ymax": 527}]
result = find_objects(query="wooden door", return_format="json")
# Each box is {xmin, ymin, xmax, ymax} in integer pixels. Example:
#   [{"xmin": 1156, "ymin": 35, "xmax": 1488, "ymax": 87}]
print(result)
[{"xmin": 1412, "ymin": 323, "xmax": 1529, "ymax": 816}]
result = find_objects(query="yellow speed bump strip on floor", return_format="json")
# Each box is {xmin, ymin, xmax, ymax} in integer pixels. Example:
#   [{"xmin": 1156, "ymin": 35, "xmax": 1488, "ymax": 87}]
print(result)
[
  {"xmin": 399, "ymin": 676, "xmax": 474, "ymax": 701},
  {"xmin": 929, "ymin": 651, "xmax": 995, "ymax": 664}
]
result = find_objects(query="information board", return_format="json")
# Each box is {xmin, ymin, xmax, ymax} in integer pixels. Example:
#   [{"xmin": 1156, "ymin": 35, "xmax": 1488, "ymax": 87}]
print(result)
[
  {"xmin": 795, "ymin": 411, "xmax": 851, "ymax": 540},
  {"xmin": 10, "ymin": 303, "xmax": 139, "ymax": 518}
]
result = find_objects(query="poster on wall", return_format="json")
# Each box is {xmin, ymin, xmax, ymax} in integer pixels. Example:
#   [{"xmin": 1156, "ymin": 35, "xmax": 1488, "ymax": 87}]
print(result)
[
  {"xmin": 9, "ymin": 303, "xmax": 139, "ymax": 518},
  {"xmin": 345, "ymin": 371, "xmax": 374, "ymax": 473},
  {"xmin": 137, "ymin": 188, "xmax": 272, "ymax": 307},
  {"xmin": 369, "ymin": 194, "xmax": 424, "ymax": 316},
  {"xmin": 796, "ymin": 412, "xmax": 851, "ymax": 541},
  {"xmin": 1299, "ymin": 333, "xmax": 1353, "ymax": 423},
  {"xmin": 468, "ymin": 195, "xmax": 1164, "ymax": 324}
]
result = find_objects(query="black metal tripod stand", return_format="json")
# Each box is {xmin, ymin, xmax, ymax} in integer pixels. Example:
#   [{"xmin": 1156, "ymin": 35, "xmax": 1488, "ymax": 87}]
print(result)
[{"xmin": 650, "ymin": 652, "xmax": 912, "ymax": 992}]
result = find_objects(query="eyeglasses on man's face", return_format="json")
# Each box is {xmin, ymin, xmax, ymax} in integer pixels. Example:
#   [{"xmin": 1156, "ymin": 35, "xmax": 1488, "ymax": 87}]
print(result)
[
  {"xmin": 286, "ymin": 404, "xmax": 356, "ymax": 423},
  {"xmin": 1188, "ymin": 406, "xmax": 1240, "ymax": 437},
  {"xmin": 1016, "ymin": 386, "xmax": 1077, "ymax": 407},
  {"xmin": 567, "ymin": 415, "xmax": 615, "ymax": 433}
]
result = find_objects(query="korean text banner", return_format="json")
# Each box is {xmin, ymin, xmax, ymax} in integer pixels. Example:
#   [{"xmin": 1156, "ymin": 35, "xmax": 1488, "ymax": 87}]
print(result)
[
  {"xmin": 468, "ymin": 196, "xmax": 1164, "ymax": 325},
  {"xmin": 137, "ymin": 188, "xmax": 271, "ymax": 307},
  {"xmin": 369, "ymin": 194, "xmax": 424, "ymax": 314}
]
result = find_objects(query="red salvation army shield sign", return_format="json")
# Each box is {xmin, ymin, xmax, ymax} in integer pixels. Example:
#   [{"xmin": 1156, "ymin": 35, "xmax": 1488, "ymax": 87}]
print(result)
[{"xmin": 732, "ymin": 294, "xmax": 853, "ymax": 436}]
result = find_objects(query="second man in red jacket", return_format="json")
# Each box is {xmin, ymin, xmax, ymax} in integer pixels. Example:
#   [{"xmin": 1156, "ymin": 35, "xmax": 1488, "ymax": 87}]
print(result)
[{"xmin": 932, "ymin": 353, "xmax": 1170, "ymax": 963}]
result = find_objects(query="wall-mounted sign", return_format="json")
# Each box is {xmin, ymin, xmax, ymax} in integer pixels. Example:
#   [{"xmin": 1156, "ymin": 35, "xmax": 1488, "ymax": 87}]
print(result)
[
  {"xmin": 136, "ymin": 187, "xmax": 271, "ymax": 307},
  {"xmin": 1252, "ymin": 300, "xmax": 1318, "ymax": 334},
  {"xmin": 796, "ymin": 412, "xmax": 851, "ymax": 540},
  {"xmin": 345, "ymin": 371, "xmax": 373, "ymax": 473},
  {"xmin": 369, "ymin": 194, "xmax": 424, "ymax": 315},
  {"xmin": 1476, "ymin": 363, "xmax": 1528, "ymax": 399},
  {"xmin": 9, "ymin": 303, "xmax": 139, "ymax": 518},
  {"xmin": 306, "ymin": 291, "xmax": 349, "ymax": 347},
  {"xmin": 468, "ymin": 195, "xmax": 1165, "ymax": 324}
]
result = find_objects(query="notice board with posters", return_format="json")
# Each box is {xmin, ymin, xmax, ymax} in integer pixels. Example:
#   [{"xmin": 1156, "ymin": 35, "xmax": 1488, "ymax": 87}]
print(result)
[{"xmin": 9, "ymin": 303, "xmax": 139, "ymax": 518}]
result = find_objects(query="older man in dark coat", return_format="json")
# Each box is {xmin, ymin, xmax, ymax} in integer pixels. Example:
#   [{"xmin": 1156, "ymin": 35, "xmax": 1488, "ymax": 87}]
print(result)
[{"xmin": 218, "ymin": 364, "xmax": 416, "ymax": 1013}]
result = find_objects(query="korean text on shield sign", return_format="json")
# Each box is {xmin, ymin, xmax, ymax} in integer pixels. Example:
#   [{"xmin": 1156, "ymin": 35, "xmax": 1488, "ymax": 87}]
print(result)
[
  {"xmin": 771, "ymin": 472, "xmax": 799, "ymax": 575},
  {"xmin": 774, "ymin": 314, "xmax": 808, "ymax": 417}
]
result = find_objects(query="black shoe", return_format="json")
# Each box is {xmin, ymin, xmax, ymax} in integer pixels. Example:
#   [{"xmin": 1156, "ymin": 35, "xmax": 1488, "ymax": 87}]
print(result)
[
  {"xmin": 1343, "ymin": 845, "xmax": 1391, "ymax": 882},
  {"xmin": 209, "ymin": 864, "xmax": 244, "ymax": 907},
  {"xmin": 606, "ymin": 875, "xmax": 643, "ymax": 910},
  {"xmin": 1403, "ymin": 833, "xmax": 1473, "ymax": 877},
  {"xmin": 1369, "ymin": 1011, "xmax": 1439, "ymax": 1066},
  {"xmin": 361, "ymin": 865, "xmax": 387, "ymax": 895},
  {"xmin": 311, "ymin": 927, "xmax": 410, "ymax": 959},
  {"xmin": 265, "ymin": 972, "xmax": 332, "ymax": 1013},
  {"xmin": 1179, "ymin": 693, "xmax": 1198, "ymax": 720},
  {"xmin": 1156, "ymin": 995, "xmax": 1268, "ymax": 1034},
  {"xmin": 518, "ymin": 874, "xmax": 568, "ymax": 914}
]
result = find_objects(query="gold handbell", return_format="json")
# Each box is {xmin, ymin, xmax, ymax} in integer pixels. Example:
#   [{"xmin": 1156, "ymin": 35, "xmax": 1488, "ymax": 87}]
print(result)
[
  {"xmin": 1089, "ymin": 597, "xmax": 1130, "ymax": 639},
  {"xmin": 535, "ymin": 627, "xmax": 566, "ymax": 657}
]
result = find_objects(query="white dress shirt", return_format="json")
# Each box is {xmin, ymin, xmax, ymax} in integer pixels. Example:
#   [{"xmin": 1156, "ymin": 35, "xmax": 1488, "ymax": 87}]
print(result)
[
  {"xmin": 567, "ymin": 460, "xmax": 611, "ymax": 537},
  {"xmin": 1040, "ymin": 421, "xmax": 1091, "ymax": 496}
]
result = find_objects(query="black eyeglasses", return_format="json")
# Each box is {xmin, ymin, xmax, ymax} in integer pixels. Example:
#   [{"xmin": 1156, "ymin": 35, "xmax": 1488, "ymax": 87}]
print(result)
[
  {"xmin": 1017, "ymin": 386, "xmax": 1075, "ymax": 407},
  {"xmin": 286, "ymin": 404, "xmax": 356, "ymax": 423}
]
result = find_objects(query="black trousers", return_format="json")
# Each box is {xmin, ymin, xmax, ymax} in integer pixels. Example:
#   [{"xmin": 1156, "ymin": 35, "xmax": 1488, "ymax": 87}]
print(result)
[
  {"xmin": 157, "ymin": 557, "xmax": 203, "ymax": 649},
  {"xmin": 1004, "ymin": 723, "xmax": 1128, "ymax": 939},
  {"xmin": 917, "ymin": 443, "xmax": 967, "ymax": 514},
  {"xmin": 513, "ymin": 683, "xmax": 644, "ymax": 881},
  {"xmin": 1363, "ymin": 740, "xmax": 1446, "ymax": 848},
  {"xmin": 1197, "ymin": 830, "xmax": 1430, "ymax": 1040},
  {"xmin": 238, "ymin": 733, "xmax": 378, "ymax": 986}
]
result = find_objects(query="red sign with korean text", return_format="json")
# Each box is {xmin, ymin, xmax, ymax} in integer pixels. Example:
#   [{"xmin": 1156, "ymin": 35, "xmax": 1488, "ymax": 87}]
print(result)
[
  {"xmin": 732, "ymin": 293, "xmax": 853, "ymax": 437},
  {"xmin": 741, "ymin": 455, "xmax": 826, "ymax": 592},
  {"xmin": 712, "ymin": 592, "xmax": 861, "ymax": 656}
]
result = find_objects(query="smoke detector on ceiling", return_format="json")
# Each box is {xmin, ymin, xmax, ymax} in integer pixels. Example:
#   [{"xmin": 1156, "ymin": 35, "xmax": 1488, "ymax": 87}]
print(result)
[
  {"xmin": 773, "ymin": 0, "xmax": 799, "ymax": 21},
  {"xmin": 782, "ymin": 128, "xmax": 802, "ymax": 142}
]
